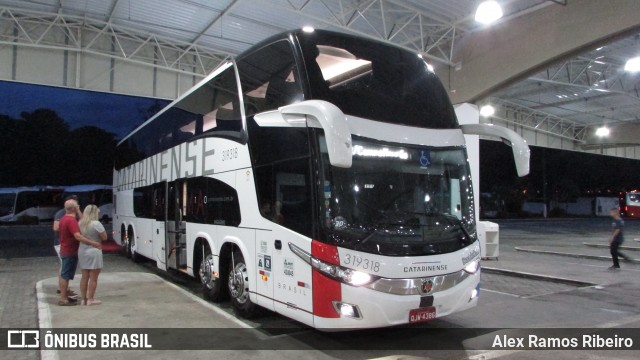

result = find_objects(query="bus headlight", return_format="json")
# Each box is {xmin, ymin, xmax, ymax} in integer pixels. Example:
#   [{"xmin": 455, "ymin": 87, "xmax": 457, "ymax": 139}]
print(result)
[
  {"xmin": 332, "ymin": 301, "xmax": 362, "ymax": 319},
  {"xmin": 463, "ymin": 259, "xmax": 480, "ymax": 274},
  {"xmin": 311, "ymin": 257, "xmax": 377, "ymax": 286}
]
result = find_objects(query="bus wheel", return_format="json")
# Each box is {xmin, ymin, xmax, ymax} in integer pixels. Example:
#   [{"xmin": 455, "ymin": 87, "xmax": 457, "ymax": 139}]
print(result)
[
  {"xmin": 129, "ymin": 229, "xmax": 140, "ymax": 262},
  {"xmin": 228, "ymin": 249, "xmax": 257, "ymax": 318},
  {"xmin": 121, "ymin": 226, "xmax": 131, "ymax": 258},
  {"xmin": 199, "ymin": 245, "xmax": 225, "ymax": 302}
]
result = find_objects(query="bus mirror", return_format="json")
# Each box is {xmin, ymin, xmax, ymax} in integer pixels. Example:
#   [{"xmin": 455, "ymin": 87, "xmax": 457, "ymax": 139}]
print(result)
[
  {"xmin": 255, "ymin": 100, "xmax": 353, "ymax": 168},
  {"xmin": 253, "ymin": 110, "xmax": 306, "ymax": 128},
  {"xmin": 460, "ymin": 124, "xmax": 530, "ymax": 177}
]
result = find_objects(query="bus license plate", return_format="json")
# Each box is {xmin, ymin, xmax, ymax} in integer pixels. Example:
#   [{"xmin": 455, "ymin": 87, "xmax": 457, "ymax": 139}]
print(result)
[{"xmin": 409, "ymin": 307, "xmax": 436, "ymax": 323}]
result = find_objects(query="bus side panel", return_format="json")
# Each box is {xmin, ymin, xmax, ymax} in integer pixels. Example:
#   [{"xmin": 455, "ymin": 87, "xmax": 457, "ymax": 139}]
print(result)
[
  {"xmin": 254, "ymin": 229, "xmax": 275, "ymax": 311},
  {"xmin": 270, "ymin": 227, "xmax": 314, "ymax": 327},
  {"xmin": 130, "ymin": 217, "xmax": 154, "ymax": 259},
  {"xmin": 153, "ymin": 220, "xmax": 166, "ymax": 270}
]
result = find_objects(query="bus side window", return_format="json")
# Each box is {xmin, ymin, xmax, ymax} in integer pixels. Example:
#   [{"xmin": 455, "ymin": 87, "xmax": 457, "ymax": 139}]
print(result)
[
  {"xmin": 237, "ymin": 39, "xmax": 303, "ymax": 115},
  {"xmin": 264, "ymin": 72, "xmax": 303, "ymax": 109},
  {"xmin": 203, "ymin": 68, "xmax": 242, "ymax": 135},
  {"xmin": 185, "ymin": 177, "xmax": 241, "ymax": 227}
]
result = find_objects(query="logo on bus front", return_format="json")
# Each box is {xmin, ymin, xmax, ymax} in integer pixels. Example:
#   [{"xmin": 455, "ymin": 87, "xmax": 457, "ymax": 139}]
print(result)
[{"xmin": 421, "ymin": 279, "xmax": 434, "ymax": 294}]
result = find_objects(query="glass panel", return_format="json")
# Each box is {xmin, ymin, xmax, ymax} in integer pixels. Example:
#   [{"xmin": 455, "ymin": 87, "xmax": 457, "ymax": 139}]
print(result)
[
  {"xmin": 185, "ymin": 177, "xmax": 241, "ymax": 227},
  {"xmin": 319, "ymin": 135, "xmax": 475, "ymax": 256},
  {"xmin": 115, "ymin": 65, "xmax": 243, "ymax": 170},
  {"xmin": 298, "ymin": 32, "xmax": 456, "ymax": 129},
  {"xmin": 254, "ymin": 157, "xmax": 313, "ymax": 237},
  {"xmin": 237, "ymin": 40, "xmax": 303, "ymax": 116}
]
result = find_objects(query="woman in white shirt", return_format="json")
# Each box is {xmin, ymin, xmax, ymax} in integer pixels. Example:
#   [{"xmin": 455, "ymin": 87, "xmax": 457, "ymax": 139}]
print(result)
[{"xmin": 78, "ymin": 205, "xmax": 107, "ymax": 305}]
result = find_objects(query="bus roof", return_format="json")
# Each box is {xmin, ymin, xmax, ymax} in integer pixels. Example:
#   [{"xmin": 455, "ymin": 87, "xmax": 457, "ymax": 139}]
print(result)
[
  {"xmin": 117, "ymin": 29, "xmax": 412, "ymax": 146},
  {"xmin": 63, "ymin": 184, "xmax": 112, "ymax": 192},
  {"xmin": 0, "ymin": 186, "xmax": 64, "ymax": 194}
]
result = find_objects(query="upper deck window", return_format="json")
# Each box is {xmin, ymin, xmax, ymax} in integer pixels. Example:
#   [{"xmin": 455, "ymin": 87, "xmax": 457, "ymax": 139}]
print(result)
[{"xmin": 298, "ymin": 32, "xmax": 457, "ymax": 129}]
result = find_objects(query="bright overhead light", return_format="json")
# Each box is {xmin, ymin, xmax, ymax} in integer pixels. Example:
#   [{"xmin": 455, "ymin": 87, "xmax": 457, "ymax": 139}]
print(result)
[
  {"xmin": 475, "ymin": 1, "xmax": 503, "ymax": 25},
  {"xmin": 624, "ymin": 56, "xmax": 640, "ymax": 72},
  {"xmin": 595, "ymin": 126, "xmax": 610, "ymax": 137},
  {"xmin": 302, "ymin": 26, "xmax": 315, "ymax": 33},
  {"xmin": 479, "ymin": 104, "xmax": 495, "ymax": 117}
]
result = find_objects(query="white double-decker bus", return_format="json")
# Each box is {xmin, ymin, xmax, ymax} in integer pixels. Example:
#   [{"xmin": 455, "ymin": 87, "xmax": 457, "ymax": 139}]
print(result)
[{"xmin": 113, "ymin": 29, "xmax": 529, "ymax": 329}]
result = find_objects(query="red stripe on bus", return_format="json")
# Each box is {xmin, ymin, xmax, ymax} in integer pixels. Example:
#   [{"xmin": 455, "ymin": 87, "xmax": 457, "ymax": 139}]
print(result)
[
  {"xmin": 312, "ymin": 269, "xmax": 341, "ymax": 318},
  {"xmin": 311, "ymin": 239, "xmax": 340, "ymax": 265},
  {"xmin": 311, "ymin": 240, "xmax": 341, "ymax": 318}
]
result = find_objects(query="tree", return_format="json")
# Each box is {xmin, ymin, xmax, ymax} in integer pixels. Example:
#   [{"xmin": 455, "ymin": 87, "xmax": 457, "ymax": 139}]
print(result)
[
  {"xmin": 0, "ymin": 109, "xmax": 117, "ymax": 186},
  {"xmin": 62, "ymin": 126, "xmax": 117, "ymax": 184}
]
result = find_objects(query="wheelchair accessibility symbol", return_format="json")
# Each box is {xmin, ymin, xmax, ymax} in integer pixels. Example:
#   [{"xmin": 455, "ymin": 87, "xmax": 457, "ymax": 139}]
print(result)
[{"xmin": 419, "ymin": 150, "xmax": 431, "ymax": 167}]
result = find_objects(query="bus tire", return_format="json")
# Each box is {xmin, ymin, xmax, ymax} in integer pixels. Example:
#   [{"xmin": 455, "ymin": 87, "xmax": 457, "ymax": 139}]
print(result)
[
  {"xmin": 121, "ymin": 225, "xmax": 131, "ymax": 258},
  {"xmin": 198, "ymin": 243, "xmax": 226, "ymax": 302},
  {"xmin": 228, "ymin": 249, "xmax": 258, "ymax": 318},
  {"xmin": 128, "ymin": 228, "xmax": 140, "ymax": 263}
]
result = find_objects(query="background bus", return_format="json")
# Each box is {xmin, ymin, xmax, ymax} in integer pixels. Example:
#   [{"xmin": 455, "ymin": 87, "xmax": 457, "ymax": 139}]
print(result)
[
  {"xmin": 619, "ymin": 190, "xmax": 640, "ymax": 219},
  {"xmin": 113, "ymin": 29, "xmax": 528, "ymax": 329},
  {"xmin": 63, "ymin": 184, "xmax": 113, "ymax": 223},
  {"xmin": 0, "ymin": 186, "xmax": 63, "ymax": 223}
]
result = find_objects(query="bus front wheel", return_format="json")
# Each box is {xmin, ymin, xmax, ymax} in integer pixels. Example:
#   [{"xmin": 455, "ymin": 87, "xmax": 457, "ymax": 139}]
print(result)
[
  {"xmin": 228, "ymin": 249, "xmax": 258, "ymax": 318},
  {"xmin": 128, "ymin": 228, "xmax": 140, "ymax": 262}
]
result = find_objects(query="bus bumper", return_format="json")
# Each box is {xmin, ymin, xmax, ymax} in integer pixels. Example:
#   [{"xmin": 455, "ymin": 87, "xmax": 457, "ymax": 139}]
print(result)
[{"xmin": 312, "ymin": 270, "xmax": 480, "ymax": 329}]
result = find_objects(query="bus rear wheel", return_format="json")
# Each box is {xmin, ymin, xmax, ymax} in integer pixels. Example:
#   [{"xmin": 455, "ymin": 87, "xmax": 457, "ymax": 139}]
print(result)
[
  {"xmin": 228, "ymin": 249, "xmax": 258, "ymax": 318},
  {"xmin": 199, "ymin": 244, "xmax": 225, "ymax": 302}
]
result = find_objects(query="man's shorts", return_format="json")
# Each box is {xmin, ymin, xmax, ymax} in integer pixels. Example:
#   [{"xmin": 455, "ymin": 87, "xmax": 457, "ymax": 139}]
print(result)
[{"xmin": 60, "ymin": 255, "xmax": 78, "ymax": 280}]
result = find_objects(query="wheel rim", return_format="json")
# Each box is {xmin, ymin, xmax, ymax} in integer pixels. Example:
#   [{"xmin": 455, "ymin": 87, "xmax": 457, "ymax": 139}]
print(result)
[
  {"xmin": 200, "ymin": 254, "xmax": 215, "ymax": 289},
  {"xmin": 121, "ymin": 232, "xmax": 129, "ymax": 255},
  {"xmin": 229, "ymin": 262, "xmax": 249, "ymax": 304}
]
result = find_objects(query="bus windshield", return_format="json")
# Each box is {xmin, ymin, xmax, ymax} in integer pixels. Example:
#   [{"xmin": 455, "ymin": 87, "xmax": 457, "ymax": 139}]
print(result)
[
  {"xmin": 298, "ymin": 31, "xmax": 456, "ymax": 129},
  {"xmin": 319, "ymin": 136, "xmax": 476, "ymax": 256}
]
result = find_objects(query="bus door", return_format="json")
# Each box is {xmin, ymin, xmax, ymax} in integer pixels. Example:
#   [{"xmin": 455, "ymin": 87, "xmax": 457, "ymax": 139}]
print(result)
[
  {"xmin": 270, "ymin": 172, "xmax": 314, "ymax": 325},
  {"xmin": 167, "ymin": 181, "xmax": 188, "ymax": 272},
  {"xmin": 152, "ymin": 182, "xmax": 168, "ymax": 271}
]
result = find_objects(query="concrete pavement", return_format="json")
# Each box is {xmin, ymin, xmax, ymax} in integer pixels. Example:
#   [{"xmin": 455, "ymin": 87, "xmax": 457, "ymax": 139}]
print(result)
[{"xmin": 2, "ymin": 218, "xmax": 639, "ymax": 359}]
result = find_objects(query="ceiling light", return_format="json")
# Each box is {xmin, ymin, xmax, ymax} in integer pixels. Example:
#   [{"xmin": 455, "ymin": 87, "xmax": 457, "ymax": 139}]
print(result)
[
  {"xmin": 475, "ymin": 1, "xmax": 503, "ymax": 25},
  {"xmin": 479, "ymin": 104, "xmax": 495, "ymax": 117},
  {"xmin": 624, "ymin": 56, "xmax": 640, "ymax": 72},
  {"xmin": 302, "ymin": 26, "xmax": 315, "ymax": 33},
  {"xmin": 595, "ymin": 126, "xmax": 610, "ymax": 137}
]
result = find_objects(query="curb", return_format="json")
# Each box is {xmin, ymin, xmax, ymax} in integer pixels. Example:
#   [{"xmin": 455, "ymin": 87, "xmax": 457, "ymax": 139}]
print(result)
[
  {"xmin": 482, "ymin": 266, "xmax": 596, "ymax": 287},
  {"xmin": 514, "ymin": 247, "xmax": 640, "ymax": 264},
  {"xmin": 583, "ymin": 243, "xmax": 640, "ymax": 251}
]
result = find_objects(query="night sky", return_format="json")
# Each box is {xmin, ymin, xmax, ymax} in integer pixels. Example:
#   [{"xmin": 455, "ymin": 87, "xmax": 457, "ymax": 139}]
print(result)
[{"xmin": 0, "ymin": 80, "xmax": 168, "ymax": 140}]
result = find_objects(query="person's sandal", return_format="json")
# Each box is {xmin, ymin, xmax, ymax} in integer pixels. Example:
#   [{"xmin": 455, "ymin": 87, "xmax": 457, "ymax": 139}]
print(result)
[
  {"xmin": 58, "ymin": 300, "xmax": 77, "ymax": 306},
  {"xmin": 57, "ymin": 289, "xmax": 77, "ymax": 296}
]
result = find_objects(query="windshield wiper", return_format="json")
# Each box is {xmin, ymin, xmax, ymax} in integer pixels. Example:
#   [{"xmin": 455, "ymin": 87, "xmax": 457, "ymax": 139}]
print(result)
[{"xmin": 439, "ymin": 213, "xmax": 472, "ymax": 240}]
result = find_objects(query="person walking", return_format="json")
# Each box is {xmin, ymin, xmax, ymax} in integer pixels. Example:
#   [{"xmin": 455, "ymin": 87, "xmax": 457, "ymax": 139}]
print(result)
[
  {"xmin": 609, "ymin": 208, "xmax": 631, "ymax": 270},
  {"xmin": 58, "ymin": 199, "xmax": 102, "ymax": 306},
  {"xmin": 78, "ymin": 204, "xmax": 107, "ymax": 306}
]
